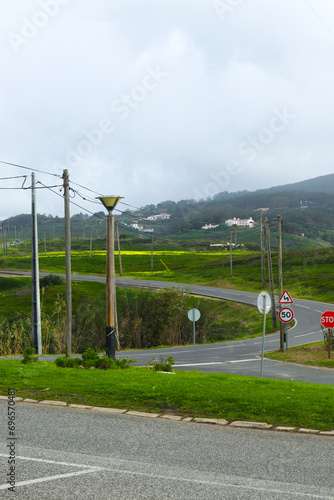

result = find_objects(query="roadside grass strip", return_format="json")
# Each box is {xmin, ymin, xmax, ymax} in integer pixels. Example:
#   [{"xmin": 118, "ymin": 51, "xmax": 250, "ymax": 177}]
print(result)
[{"xmin": 0, "ymin": 361, "xmax": 333, "ymax": 432}]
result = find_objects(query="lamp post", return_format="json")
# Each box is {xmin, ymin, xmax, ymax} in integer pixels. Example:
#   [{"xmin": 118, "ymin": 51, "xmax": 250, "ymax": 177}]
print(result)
[{"xmin": 97, "ymin": 196, "xmax": 123, "ymax": 359}]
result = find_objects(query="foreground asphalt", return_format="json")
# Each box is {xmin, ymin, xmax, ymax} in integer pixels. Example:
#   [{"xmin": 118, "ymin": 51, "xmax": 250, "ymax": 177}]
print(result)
[{"xmin": 0, "ymin": 402, "xmax": 333, "ymax": 499}]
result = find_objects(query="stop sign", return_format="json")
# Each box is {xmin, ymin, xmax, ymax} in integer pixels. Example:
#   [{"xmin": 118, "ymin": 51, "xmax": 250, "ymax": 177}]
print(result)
[{"xmin": 320, "ymin": 311, "xmax": 334, "ymax": 328}]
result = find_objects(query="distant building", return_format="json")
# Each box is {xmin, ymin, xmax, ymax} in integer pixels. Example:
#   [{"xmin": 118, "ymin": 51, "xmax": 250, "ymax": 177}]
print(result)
[
  {"xmin": 225, "ymin": 217, "xmax": 254, "ymax": 228},
  {"xmin": 145, "ymin": 213, "xmax": 171, "ymax": 221},
  {"xmin": 202, "ymin": 223, "xmax": 219, "ymax": 230},
  {"xmin": 256, "ymin": 208, "xmax": 269, "ymax": 212}
]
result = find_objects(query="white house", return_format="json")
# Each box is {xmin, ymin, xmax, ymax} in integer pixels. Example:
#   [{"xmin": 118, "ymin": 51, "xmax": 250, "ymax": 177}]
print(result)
[
  {"xmin": 225, "ymin": 217, "xmax": 254, "ymax": 228},
  {"xmin": 131, "ymin": 221, "xmax": 143, "ymax": 231},
  {"xmin": 202, "ymin": 223, "xmax": 219, "ymax": 230},
  {"xmin": 145, "ymin": 213, "xmax": 171, "ymax": 221}
]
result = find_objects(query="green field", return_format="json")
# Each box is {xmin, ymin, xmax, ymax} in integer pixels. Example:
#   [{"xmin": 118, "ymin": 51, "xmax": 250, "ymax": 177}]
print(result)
[{"xmin": 2, "ymin": 245, "xmax": 334, "ymax": 302}]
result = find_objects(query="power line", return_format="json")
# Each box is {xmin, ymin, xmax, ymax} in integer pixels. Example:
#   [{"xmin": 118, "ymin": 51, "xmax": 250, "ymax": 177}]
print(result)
[{"xmin": 0, "ymin": 160, "xmax": 61, "ymax": 178}]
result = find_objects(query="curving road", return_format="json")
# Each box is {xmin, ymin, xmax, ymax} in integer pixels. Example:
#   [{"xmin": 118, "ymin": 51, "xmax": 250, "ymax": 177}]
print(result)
[{"xmin": 1, "ymin": 271, "xmax": 333, "ymax": 384}]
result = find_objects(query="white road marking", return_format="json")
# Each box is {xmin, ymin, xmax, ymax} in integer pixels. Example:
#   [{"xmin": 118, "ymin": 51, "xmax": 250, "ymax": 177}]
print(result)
[
  {"xmin": 0, "ymin": 454, "xmax": 102, "ymax": 490},
  {"xmin": 0, "ymin": 469, "xmax": 102, "ymax": 490},
  {"xmin": 174, "ymin": 359, "xmax": 258, "ymax": 367}
]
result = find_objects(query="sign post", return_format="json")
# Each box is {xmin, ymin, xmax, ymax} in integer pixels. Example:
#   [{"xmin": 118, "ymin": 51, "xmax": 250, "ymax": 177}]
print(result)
[
  {"xmin": 320, "ymin": 311, "xmax": 334, "ymax": 359},
  {"xmin": 257, "ymin": 291, "xmax": 272, "ymax": 378},
  {"xmin": 188, "ymin": 308, "xmax": 201, "ymax": 346},
  {"xmin": 278, "ymin": 290, "xmax": 294, "ymax": 351}
]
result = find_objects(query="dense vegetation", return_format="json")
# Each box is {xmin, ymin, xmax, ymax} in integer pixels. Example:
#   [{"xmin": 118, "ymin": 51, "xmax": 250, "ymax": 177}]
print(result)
[{"xmin": 0, "ymin": 277, "xmax": 275, "ymax": 356}]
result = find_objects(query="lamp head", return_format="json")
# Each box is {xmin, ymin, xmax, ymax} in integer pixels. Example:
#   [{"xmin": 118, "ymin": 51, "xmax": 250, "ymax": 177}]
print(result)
[{"xmin": 97, "ymin": 196, "xmax": 123, "ymax": 213}]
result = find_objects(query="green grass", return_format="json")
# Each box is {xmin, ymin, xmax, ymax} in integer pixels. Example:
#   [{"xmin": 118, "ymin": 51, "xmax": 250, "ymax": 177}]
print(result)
[
  {"xmin": 0, "ymin": 360, "xmax": 333, "ymax": 430},
  {"xmin": 265, "ymin": 342, "xmax": 334, "ymax": 368}
]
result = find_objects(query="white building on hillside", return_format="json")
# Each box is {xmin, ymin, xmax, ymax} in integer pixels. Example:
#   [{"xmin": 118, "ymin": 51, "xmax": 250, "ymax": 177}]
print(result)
[
  {"xmin": 225, "ymin": 217, "xmax": 254, "ymax": 228},
  {"xmin": 202, "ymin": 223, "xmax": 219, "ymax": 230}
]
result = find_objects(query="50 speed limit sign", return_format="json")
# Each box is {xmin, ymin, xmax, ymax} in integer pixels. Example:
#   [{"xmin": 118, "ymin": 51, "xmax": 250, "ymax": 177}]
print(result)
[{"xmin": 279, "ymin": 307, "xmax": 294, "ymax": 323}]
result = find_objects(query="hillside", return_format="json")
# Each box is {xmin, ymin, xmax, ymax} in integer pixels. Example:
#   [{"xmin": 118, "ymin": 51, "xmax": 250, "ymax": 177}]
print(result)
[{"xmin": 1, "ymin": 173, "xmax": 334, "ymax": 250}]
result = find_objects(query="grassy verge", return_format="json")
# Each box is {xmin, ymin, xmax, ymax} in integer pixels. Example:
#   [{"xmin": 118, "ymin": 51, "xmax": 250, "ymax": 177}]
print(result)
[
  {"xmin": 0, "ymin": 360, "xmax": 333, "ymax": 430},
  {"xmin": 265, "ymin": 342, "xmax": 334, "ymax": 368}
]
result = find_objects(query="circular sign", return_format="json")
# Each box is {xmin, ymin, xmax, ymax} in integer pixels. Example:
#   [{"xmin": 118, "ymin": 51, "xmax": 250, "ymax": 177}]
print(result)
[
  {"xmin": 188, "ymin": 308, "xmax": 201, "ymax": 322},
  {"xmin": 257, "ymin": 291, "xmax": 272, "ymax": 314},
  {"xmin": 320, "ymin": 310, "xmax": 334, "ymax": 329},
  {"xmin": 279, "ymin": 307, "xmax": 294, "ymax": 323}
]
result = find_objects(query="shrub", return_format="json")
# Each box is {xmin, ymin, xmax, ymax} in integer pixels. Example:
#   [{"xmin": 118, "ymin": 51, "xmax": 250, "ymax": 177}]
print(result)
[
  {"xmin": 21, "ymin": 347, "xmax": 38, "ymax": 364},
  {"xmin": 148, "ymin": 355, "xmax": 175, "ymax": 372},
  {"xmin": 55, "ymin": 356, "xmax": 81, "ymax": 368},
  {"xmin": 40, "ymin": 274, "xmax": 64, "ymax": 287}
]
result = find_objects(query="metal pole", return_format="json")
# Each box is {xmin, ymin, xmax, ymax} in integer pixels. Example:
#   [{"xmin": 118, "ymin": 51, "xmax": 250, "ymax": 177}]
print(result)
[
  {"xmin": 278, "ymin": 215, "xmax": 284, "ymax": 351},
  {"xmin": 31, "ymin": 173, "xmax": 42, "ymax": 355},
  {"xmin": 265, "ymin": 218, "xmax": 277, "ymax": 329},
  {"xmin": 260, "ymin": 295, "xmax": 267, "ymax": 378},
  {"xmin": 260, "ymin": 213, "xmax": 265, "ymax": 287},
  {"xmin": 328, "ymin": 328, "xmax": 331, "ymax": 359},
  {"xmin": 285, "ymin": 323, "xmax": 288, "ymax": 352},
  {"xmin": 63, "ymin": 169, "xmax": 72, "ymax": 357},
  {"xmin": 106, "ymin": 214, "xmax": 116, "ymax": 359},
  {"xmin": 192, "ymin": 309, "xmax": 196, "ymax": 346},
  {"xmin": 229, "ymin": 231, "xmax": 232, "ymax": 277}
]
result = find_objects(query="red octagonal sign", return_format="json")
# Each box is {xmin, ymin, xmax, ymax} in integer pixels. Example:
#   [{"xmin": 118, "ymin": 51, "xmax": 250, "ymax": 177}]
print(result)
[{"xmin": 320, "ymin": 311, "xmax": 334, "ymax": 329}]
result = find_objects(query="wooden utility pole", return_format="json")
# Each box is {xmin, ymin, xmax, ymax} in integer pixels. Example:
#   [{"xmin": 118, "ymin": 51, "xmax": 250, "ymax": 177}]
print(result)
[
  {"xmin": 260, "ymin": 213, "xmax": 266, "ymax": 288},
  {"xmin": 265, "ymin": 218, "xmax": 277, "ymax": 329},
  {"xmin": 116, "ymin": 220, "xmax": 123, "ymax": 275},
  {"xmin": 31, "ymin": 173, "xmax": 42, "ymax": 355},
  {"xmin": 151, "ymin": 237, "xmax": 154, "ymax": 272},
  {"xmin": 278, "ymin": 215, "xmax": 284, "ymax": 351},
  {"xmin": 43, "ymin": 228, "xmax": 46, "ymax": 255},
  {"xmin": 229, "ymin": 231, "xmax": 233, "ymax": 277},
  {"xmin": 63, "ymin": 169, "xmax": 72, "ymax": 357},
  {"xmin": 106, "ymin": 214, "xmax": 116, "ymax": 359}
]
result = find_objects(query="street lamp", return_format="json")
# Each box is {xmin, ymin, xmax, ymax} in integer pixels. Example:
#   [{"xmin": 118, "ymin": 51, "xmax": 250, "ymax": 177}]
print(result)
[{"xmin": 97, "ymin": 196, "xmax": 123, "ymax": 359}]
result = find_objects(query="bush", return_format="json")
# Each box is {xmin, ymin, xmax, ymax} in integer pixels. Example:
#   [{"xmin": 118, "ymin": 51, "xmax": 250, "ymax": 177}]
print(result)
[
  {"xmin": 148, "ymin": 355, "xmax": 175, "ymax": 372},
  {"xmin": 56, "ymin": 349, "xmax": 137, "ymax": 370},
  {"xmin": 21, "ymin": 346, "xmax": 38, "ymax": 364},
  {"xmin": 55, "ymin": 356, "xmax": 81, "ymax": 368},
  {"xmin": 40, "ymin": 274, "xmax": 64, "ymax": 288}
]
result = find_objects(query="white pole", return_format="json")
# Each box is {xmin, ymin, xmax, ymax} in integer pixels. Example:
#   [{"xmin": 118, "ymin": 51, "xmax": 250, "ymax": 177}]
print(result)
[{"xmin": 260, "ymin": 295, "xmax": 267, "ymax": 378}]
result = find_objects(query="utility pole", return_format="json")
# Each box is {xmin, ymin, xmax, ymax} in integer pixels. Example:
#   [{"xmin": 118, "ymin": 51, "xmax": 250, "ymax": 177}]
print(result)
[
  {"xmin": 43, "ymin": 227, "xmax": 46, "ymax": 255},
  {"xmin": 260, "ymin": 213, "xmax": 266, "ymax": 288},
  {"xmin": 229, "ymin": 231, "xmax": 233, "ymax": 277},
  {"xmin": 278, "ymin": 215, "xmax": 284, "ymax": 351},
  {"xmin": 63, "ymin": 169, "xmax": 72, "ymax": 357},
  {"xmin": 151, "ymin": 237, "xmax": 154, "ymax": 272},
  {"xmin": 265, "ymin": 218, "xmax": 277, "ymax": 329},
  {"xmin": 116, "ymin": 220, "xmax": 123, "ymax": 276},
  {"xmin": 90, "ymin": 228, "xmax": 93, "ymax": 258},
  {"xmin": 106, "ymin": 213, "xmax": 116, "ymax": 358},
  {"xmin": 31, "ymin": 173, "xmax": 42, "ymax": 355}
]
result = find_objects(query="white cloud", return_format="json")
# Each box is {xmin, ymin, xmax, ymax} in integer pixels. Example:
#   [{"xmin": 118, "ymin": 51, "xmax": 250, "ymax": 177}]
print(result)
[{"xmin": 1, "ymin": 0, "xmax": 334, "ymax": 218}]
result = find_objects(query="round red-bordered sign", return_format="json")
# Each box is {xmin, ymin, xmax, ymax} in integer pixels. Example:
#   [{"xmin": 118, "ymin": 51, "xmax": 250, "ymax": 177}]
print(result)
[{"xmin": 279, "ymin": 307, "xmax": 294, "ymax": 323}]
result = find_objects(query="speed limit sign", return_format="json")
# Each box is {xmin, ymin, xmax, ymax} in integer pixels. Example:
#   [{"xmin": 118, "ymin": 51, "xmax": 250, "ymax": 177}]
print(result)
[{"xmin": 279, "ymin": 307, "xmax": 294, "ymax": 323}]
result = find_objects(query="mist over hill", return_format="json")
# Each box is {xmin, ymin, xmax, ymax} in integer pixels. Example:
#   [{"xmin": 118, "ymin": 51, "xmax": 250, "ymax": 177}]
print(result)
[{"xmin": 1, "ymin": 173, "xmax": 334, "ymax": 248}]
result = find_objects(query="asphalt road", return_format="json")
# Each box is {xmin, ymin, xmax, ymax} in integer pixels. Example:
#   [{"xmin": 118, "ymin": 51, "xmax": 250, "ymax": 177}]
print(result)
[
  {"xmin": 1, "ymin": 271, "xmax": 333, "ymax": 384},
  {"xmin": 0, "ymin": 402, "xmax": 333, "ymax": 499}
]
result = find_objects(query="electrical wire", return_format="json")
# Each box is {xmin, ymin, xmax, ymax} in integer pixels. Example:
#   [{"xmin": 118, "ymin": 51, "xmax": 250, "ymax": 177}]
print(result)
[{"xmin": 0, "ymin": 160, "xmax": 61, "ymax": 178}]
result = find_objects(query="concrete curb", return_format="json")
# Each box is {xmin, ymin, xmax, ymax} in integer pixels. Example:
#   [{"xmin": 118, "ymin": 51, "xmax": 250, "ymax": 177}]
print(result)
[{"xmin": 1, "ymin": 397, "xmax": 333, "ymax": 436}]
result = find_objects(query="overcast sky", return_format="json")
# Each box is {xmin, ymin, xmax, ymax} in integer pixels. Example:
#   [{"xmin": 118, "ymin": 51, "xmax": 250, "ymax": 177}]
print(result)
[{"xmin": 1, "ymin": 0, "xmax": 334, "ymax": 219}]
